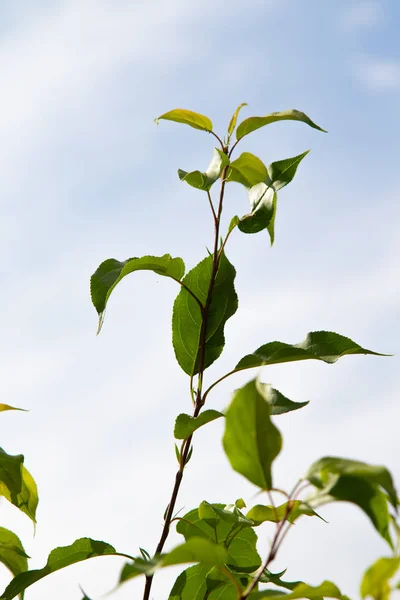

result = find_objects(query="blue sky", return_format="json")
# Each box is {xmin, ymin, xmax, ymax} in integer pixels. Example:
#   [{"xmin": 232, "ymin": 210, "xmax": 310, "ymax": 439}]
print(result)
[{"xmin": 1, "ymin": 1, "xmax": 399, "ymax": 598}]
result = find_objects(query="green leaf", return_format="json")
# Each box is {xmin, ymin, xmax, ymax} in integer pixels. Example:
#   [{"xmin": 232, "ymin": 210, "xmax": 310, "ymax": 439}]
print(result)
[
  {"xmin": 246, "ymin": 501, "xmax": 323, "ymax": 525},
  {"xmin": 223, "ymin": 379, "xmax": 282, "ymax": 490},
  {"xmin": 266, "ymin": 192, "xmax": 277, "ymax": 246},
  {"xmin": 259, "ymin": 568, "xmax": 301, "ymax": 591},
  {"xmin": 265, "ymin": 151, "xmax": 309, "ymax": 191},
  {"xmin": 174, "ymin": 410, "xmax": 224, "ymax": 439},
  {"xmin": 228, "ymin": 216, "xmax": 240, "ymax": 234},
  {"xmin": 238, "ymin": 185, "xmax": 275, "ymax": 234},
  {"xmin": 172, "ymin": 252, "xmax": 238, "ymax": 375},
  {"xmin": 234, "ymin": 331, "xmax": 387, "ymax": 373},
  {"xmin": 257, "ymin": 383, "xmax": 309, "ymax": 416},
  {"xmin": 0, "ymin": 405, "xmax": 27, "ymax": 414},
  {"xmin": 226, "ymin": 153, "xmax": 268, "ymax": 188},
  {"xmin": 360, "ymin": 557, "xmax": 400, "ymax": 600},
  {"xmin": 176, "ymin": 503, "xmax": 261, "ymax": 573},
  {"xmin": 155, "ymin": 109, "xmax": 213, "ymax": 132},
  {"xmin": 227, "ymin": 103, "xmax": 248, "ymax": 138},
  {"xmin": 90, "ymin": 254, "xmax": 185, "ymax": 334},
  {"xmin": 250, "ymin": 580, "xmax": 343, "ymax": 599},
  {"xmin": 0, "ymin": 449, "xmax": 38, "ymax": 524},
  {"xmin": 119, "ymin": 556, "xmax": 160, "ymax": 584},
  {"xmin": 306, "ymin": 457, "xmax": 398, "ymax": 510},
  {"xmin": 178, "ymin": 149, "xmax": 229, "ymax": 191},
  {"xmin": 168, "ymin": 564, "xmax": 240, "ymax": 600},
  {"xmin": 0, "ymin": 528, "xmax": 29, "ymax": 598},
  {"xmin": 162, "ymin": 538, "xmax": 228, "ymax": 567},
  {"xmin": 0, "ymin": 538, "xmax": 116, "ymax": 600},
  {"xmin": 236, "ymin": 109, "xmax": 327, "ymax": 140},
  {"xmin": 306, "ymin": 475, "xmax": 393, "ymax": 547}
]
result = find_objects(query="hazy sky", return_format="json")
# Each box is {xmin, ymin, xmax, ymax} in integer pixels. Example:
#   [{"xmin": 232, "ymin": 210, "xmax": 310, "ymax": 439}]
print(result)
[{"xmin": 1, "ymin": 1, "xmax": 399, "ymax": 598}]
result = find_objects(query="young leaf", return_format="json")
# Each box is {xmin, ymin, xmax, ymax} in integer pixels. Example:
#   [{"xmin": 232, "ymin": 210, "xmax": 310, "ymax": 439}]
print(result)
[
  {"xmin": 249, "ymin": 580, "xmax": 342, "ymax": 599},
  {"xmin": 223, "ymin": 379, "xmax": 282, "ymax": 490},
  {"xmin": 0, "ymin": 449, "xmax": 38, "ymax": 524},
  {"xmin": 246, "ymin": 501, "xmax": 323, "ymax": 525},
  {"xmin": 236, "ymin": 109, "xmax": 327, "ymax": 140},
  {"xmin": 155, "ymin": 109, "xmax": 213, "ymax": 132},
  {"xmin": 234, "ymin": 331, "xmax": 387, "ymax": 372},
  {"xmin": 227, "ymin": 103, "xmax": 248, "ymax": 138},
  {"xmin": 266, "ymin": 191, "xmax": 277, "ymax": 245},
  {"xmin": 306, "ymin": 475, "xmax": 393, "ymax": 547},
  {"xmin": 0, "ymin": 527, "xmax": 29, "ymax": 591},
  {"xmin": 174, "ymin": 410, "xmax": 224, "ymax": 439},
  {"xmin": 306, "ymin": 457, "xmax": 398, "ymax": 510},
  {"xmin": 178, "ymin": 149, "xmax": 229, "ymax": 191},
  {"xmin": 257, "ymin": 383, "xmax": 309, "ymax": 416},
  {"xmin": 0, "ymin": 538, "xmax": 116, "ymax": 600},
  {"xmin": 90, "ymin": 254, "xmax": 185, "ymax": 334},
  {"xmin": 226, "ymin": 153, "xmax": 268, "ymax": 188},
  {"xmin": 360, "ymin": 556, "xmax": 400, "ymax": 600},
  {"xmin": 0, "ymin": 405, "xmax": 27, "ymax": 414},
  {"xmin": 172, "ymin": 252, "xmax": 238, "ymax": 375},
  {"xmin": 239, "ymin": 185, "xmax": 276, "ymax": 234},
  {"xmin": 265, "ymin": 151, "xmax": 309, "ymax": 191},
  {"xmin": 162, "ymin": 538, "xmax": 228, "ymax": 567}
]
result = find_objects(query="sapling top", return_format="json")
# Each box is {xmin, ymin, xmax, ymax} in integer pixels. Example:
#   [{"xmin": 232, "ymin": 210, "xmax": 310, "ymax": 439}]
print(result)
[{"xmin": 1, "ymin": 105, "xmax": 397, "ymax": 600}]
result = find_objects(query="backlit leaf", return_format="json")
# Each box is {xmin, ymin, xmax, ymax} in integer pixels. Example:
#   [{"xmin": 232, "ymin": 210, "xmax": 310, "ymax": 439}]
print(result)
[
  {"xmin": 360, "ymin": 557, "xmax": 400, "ymax": 600},
  {"xmin": 155, "ymin": 109, "xmax": 213, "ymax": 132},
  {"xmin": 0, "ymin": 449, "xmax": 38, "ymax": 524},
  {"xmin": 174, "ymin": 410, "xmax": 224, "ymax": 440},
  {"xmin": 172, "ymin": 252, "xmax": 237, "ymax": 375},
  {"xmin": 119, "ymin": 556, "xmax": 160, "ymax": 584},
  {"xmin": 236, "ymin": 109, "xmax": 326, "ymax": 140},
  {"xmin": 226, "ymin": 153, "xmax": 267, "ymax": 188},
  {"xmin": 227, "ymin": 103, "xmax": 247, "ymax": 138},
  {"xmin": 265, "ymin": 151, "xmax": 309, "ymax": 191},
  {"xmin": 223, "ymin": 379, "xmax": 282, "ymax": 490},
  {"xmin": 162, "ymin": 538, "xmax": 228, "ymax": 567},
  {"xmin": 168, "ymin": 564, "xmax": 240, "ymax": 600},
  {"xmin": 0, "ymin": 538, "xmax": 116, "ymax": 600},
  {"xmin": 178, "ymin": 149, "xmax": 229, "ymax": 191},
  {"xmin": 90, "ymin": 254, "xmax": 185, "ymax": 334},
  {"xmin": 246, "ymin": 501, "xmax": 323, "ymax": 525},
  {"xmin": 0, "ymin": 527, "xmax": 29, "ymax": 597},
  {"xmin": 250, "ymin": 580, "xmax": 343, "ymax": 599}
]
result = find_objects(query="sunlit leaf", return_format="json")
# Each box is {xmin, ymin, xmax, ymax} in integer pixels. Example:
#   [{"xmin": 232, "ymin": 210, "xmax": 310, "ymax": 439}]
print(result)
[
  {"xmin": 0, "ymin": 405, "xmax": 27, "ymax": 414},
  {"xmin": 168, "ymin": 564, "xmax": 240, "ymax": 600},
  {"xmin": 360, "ymin": 556, "xmax": 400, "ymax": 600},
  {"xmin": 227, "ymin": 103, "xmax": 248, "ymax": 138},
  {"xmin": 172, "ymin": 252, "xmax": 237, "ymax": 375},
  {"xmin": 174, "ymin": 410, "xmax": 224, "ymax": 440},
  {"xmin": 223, "ymin": 379, "xmax": 282, "ymax": 490},
  {"xmin": 265, "ymin": 151, "xmax": 309, "ymax": 191},
  {"xmin": 90, "ymin": 254, "xmax": 185, "ymax": 334},
  {"xmin": 226, "ymin": 153, "xmax": 267, "ymax": 188},
  {"xmin": 238, "ymin": 185, "xmax": 275, "ymax": 234},
  {"xmin": 0, "ymin": 538, "xmax": 116, "ymax": 600},
  {"xmin": 236, "ymin": 109, "xmax": 327, "ymax": 140},
  {"xmin": 0, "ymin": 449, "xmax": 38, "ymax": 524},
  {"xmin": 178, "ymin": 149, "xmax": 229, "ymax": 191},
  {"xmin": 155, "ymin": 109, "xmax": 213, "ymax": 132},
  {"xmin": 234, "ymin": 331, "xmax": 386, "ymax": 372}
]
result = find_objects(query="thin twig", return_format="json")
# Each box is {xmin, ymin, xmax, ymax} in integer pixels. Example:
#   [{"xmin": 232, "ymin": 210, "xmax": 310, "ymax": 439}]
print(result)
[
  {"xmin": 172, "ymin": 277, "xmax": 204, "ymax": 312},
  {"xmin": 207, "ymin": 190, "xmax": 217, "ymax": 223},
  {"xmin": 210, "ymin": 130, "xmax": 225, "ymax": 149}
]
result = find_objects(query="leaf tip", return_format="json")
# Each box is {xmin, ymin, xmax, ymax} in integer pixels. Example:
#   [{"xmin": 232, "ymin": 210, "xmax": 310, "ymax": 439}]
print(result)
[{"xmin": 96, "ymin": 313, "xmax": 105, "ymax": 336}]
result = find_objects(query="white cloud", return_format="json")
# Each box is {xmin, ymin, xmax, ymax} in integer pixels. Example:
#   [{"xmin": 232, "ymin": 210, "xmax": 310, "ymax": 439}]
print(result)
[
  {"xmin": 354, "ymin": 56, "xmax": 400, "ymax": 89},
  {"xmin": 340, "ymin": 0, "xmax": 384, "ymax": 32}
]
